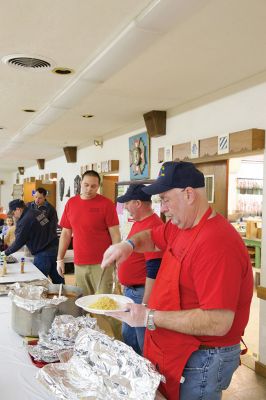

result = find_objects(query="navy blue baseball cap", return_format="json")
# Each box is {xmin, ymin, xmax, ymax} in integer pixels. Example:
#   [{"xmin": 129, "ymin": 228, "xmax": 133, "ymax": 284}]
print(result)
[
  {"xmin": 142, "ymin": 161, "xmax": 205, "ymax": 195},
  {"xmin": 9, "ymin": 199, "xmax": 25, "ymax": 212},
  {"xmin": 117, "ymin": 184, "xmax": 152, "ymax": 203}
]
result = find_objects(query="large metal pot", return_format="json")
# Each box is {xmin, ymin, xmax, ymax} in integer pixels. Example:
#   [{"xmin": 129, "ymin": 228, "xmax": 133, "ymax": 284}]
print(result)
[
  {"xmin": 48, "ymin": 284, "xmax": 83, "ymax": 317},
  {"xmin": 11, "ymin": 284, "xmax": 83, "ymax": 337}
]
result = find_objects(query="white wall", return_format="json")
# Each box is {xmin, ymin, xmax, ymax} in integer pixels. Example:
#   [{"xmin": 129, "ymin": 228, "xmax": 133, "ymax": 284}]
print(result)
[
  {"xmin": 13, "ymin": 81, "xmax": 266, "ymax": 219},
  {"xmin": 0, "ymin": 171, "xmax": 15, "ymax": 211}
]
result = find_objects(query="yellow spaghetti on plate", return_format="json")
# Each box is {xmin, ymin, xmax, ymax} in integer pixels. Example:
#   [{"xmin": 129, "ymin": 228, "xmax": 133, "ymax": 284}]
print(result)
[{"xmin": 89, "ymin": 296, "xmax": 118, "ymax": 310}]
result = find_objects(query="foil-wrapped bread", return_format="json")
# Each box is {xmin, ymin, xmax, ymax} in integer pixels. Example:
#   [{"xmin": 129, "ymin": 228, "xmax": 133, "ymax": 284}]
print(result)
[{"xmin": 37, "ymin": 327, "xmax": 164, "ymax": 399}]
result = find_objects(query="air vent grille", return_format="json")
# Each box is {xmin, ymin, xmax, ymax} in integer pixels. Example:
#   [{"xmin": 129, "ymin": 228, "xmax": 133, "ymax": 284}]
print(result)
[{"xmin": 1, "ymin": 54, "xmax": 55, "ymax": 71}]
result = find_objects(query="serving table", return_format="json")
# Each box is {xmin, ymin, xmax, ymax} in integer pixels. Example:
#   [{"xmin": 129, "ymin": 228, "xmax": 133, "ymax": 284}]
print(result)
[
  {"xmin": 0, "ymin": 252, "xmax": 46, "ymax": 284},
  {"xmin": 0, "ymin": 252, "xmax": 164, "ymax": 400},
  {"xmin": 0, "ymin": 253, "xmax": 55, "ymax": 400}
]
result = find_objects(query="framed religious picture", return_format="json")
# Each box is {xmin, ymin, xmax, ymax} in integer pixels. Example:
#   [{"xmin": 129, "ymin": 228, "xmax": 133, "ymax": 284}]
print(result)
[{"xmin": 129, "ymin": 132, "xmax": 150, "ymax": 180}]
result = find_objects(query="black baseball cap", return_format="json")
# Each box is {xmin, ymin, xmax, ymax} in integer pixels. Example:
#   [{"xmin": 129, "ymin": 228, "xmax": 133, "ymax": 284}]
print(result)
[
  {"xmin": 117, "ymin": 184, "xmax": 151, "ymax": 203},
  {"xmin": 9, "ymin": 199, "xmax": 25, "ymax": 212},
  {"xmin": 143, "ymin": 161, "xmax": 205, "ymax": 195}
]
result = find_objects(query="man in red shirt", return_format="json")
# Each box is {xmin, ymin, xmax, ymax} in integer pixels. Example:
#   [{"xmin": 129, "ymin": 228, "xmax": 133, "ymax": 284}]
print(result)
[
  {"xmin": 101, "ymin": 161, "xmax": 253, "ymax": 400},
  {"xmin": 117, "ymin": 184, "xmax": 163, "ymax": 354},
  {"xmin": 57, "ymin": 170, "xmax": 120, "ymax": 295}
]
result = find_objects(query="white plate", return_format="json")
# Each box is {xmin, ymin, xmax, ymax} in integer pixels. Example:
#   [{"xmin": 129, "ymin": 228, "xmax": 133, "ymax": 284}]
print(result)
[{"xmin": 75, "ymin": 294, "xmax": 134, "ymax": 315}]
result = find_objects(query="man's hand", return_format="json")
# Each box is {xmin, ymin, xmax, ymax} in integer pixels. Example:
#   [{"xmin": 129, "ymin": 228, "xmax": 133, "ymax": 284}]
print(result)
[
  {"xmin": 105, "ymin": 303, "xmax": 149, "ymax": 327},
  {"xmin": 56, "ymin": 259, "xmax": 65, "ymax": 277},
  {"xmin": 0, "ymin": 251, "xmax": 6, "ymax": 257},
  {"xmin": 101, "ymin": 241, "xmax": 133, "ymax": 269}
]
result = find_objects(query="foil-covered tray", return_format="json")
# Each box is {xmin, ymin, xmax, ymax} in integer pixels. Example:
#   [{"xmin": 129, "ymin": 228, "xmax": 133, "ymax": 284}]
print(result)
[
  {"xmin": 9, "ymin": 285, "xmax": 67, "ymax": 312},
  {"xmin": 37, "ymin": 327, "xmax": 164, "ymax": 400},
  {"xmin": 0, "ymin": 279, "xmax": 48, "ymax": 296},
  {"xmin": 26, "ymin": 315, "xmax": 98, "ymax": 363}
]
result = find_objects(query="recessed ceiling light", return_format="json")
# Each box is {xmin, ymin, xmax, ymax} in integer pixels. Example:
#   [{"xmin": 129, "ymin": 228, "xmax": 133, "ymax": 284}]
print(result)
[
  {"xmin": 22, "ymin": 109, "xmax": 36, "ymax": 113},
  {"xmin": 52, "ymin": 67, "xmax": 74, "ymax": 75},
  {"xmin": 82, "ymin": 114, "xmax": 94, "ymax": 118}
]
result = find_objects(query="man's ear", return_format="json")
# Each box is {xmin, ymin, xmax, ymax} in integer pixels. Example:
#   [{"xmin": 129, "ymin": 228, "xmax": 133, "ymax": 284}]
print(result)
[{"xmin": 184, "ymin": 187, "xmax": 196, "ymax": 204}]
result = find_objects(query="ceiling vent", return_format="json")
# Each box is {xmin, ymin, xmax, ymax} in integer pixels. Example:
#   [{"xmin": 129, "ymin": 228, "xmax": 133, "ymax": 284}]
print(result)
[{"xmin": 1, "ymin": 54, "xmax": 55, "ymax": 71}]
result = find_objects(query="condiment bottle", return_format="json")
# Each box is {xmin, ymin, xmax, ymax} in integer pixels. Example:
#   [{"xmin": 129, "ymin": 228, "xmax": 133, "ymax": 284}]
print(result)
[
  {"xmin": 20, "ymin": 257, "xmax": 25, "ymax": 273},
  {"xmin": 2, "ymin": 255, "xmax": 7, "ymax": 275}
]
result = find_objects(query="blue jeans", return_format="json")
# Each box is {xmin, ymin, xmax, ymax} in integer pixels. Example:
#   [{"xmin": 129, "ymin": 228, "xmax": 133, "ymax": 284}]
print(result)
[
  {"xmin": 34, "ymin": 246, "xmax": 65, "ymax": 284},
  {"xmin": 180, "ymin": 344, "xmax": 241, "ymax": 400},
  {"xmin": 123, "ymin": 285, "xmax": 146, "ymax": 355}
]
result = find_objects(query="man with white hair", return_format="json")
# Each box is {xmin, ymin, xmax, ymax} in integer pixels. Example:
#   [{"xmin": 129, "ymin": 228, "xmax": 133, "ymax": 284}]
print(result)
[{"xmin": 101, "ymin": 161, "xmax": 253, "ymax": 400}]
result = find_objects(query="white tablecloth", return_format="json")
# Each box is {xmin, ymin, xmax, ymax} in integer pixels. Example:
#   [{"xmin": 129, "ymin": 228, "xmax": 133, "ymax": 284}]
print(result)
[
  {"xmin": 0, "ymin": 252, "xmax": 46, "ymax": 284},
  {"xmin": 0, "ymin": 253, "xmax": 56, "ymax": 400}
]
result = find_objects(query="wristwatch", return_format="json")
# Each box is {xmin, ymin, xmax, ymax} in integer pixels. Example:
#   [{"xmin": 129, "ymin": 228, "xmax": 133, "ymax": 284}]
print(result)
[{"xmin": 146, "ymin": 309, "xmax": 156, "ymax": 331}]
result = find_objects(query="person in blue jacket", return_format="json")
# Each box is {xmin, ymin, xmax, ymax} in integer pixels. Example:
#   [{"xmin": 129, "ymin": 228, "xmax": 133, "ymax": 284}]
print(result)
[
  {"xmin": 4, "ymin": 199, "xmax": 64, "ymax": 284},
  {"xmin": 27, "ymin": 187, "xmax": 58, "ymax": 235}
]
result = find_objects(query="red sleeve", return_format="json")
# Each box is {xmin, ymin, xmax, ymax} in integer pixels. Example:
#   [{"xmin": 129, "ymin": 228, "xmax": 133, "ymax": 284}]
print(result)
[
  {"xmin": 104, "ymin": 200, "xmax": 119, "ymax": 228},
  {"xmin": 151, "ymin": 222, "xmax": 170, "ymax": 251},
  {"xmin": 59, "ymin": 200, "xmax": 72, "ymax": 229},
  {"xmin": 191, "ymin": 240, "xmax": 243, "ymax": 312},
  {"xmin": 144, "ymin": 249, "xmax": 163, "ymax": 261}
]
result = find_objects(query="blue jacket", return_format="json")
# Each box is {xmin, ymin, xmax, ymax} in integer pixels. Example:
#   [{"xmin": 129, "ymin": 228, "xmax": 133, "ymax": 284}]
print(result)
[
  {"xmin": 5, "ymin": 207, "xmax": 58, "ymax": 256},
  {"xmin": 27, "ymin": 200, "xmax": 58, "ymax": 234}
]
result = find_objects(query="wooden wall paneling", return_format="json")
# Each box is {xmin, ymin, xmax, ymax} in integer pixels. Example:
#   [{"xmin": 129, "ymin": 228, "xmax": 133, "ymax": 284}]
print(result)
[
  {"xmin": 108, "ymin": 160, "xmax": 119, "ymax": 172},
  {"xmin": 229, "ymin": 129, "xmax": 265, "ymax": 153},
  {"xmin": 23, "ymin": 180, "xmax": 56, "ymax": 208},
  {"xmin": 196, "ymin": 160, "xmax": 228, "ymax": 217},
  {"xmin": 199, "ymin": 137, "xmax": 218, "ymax": 158},
  {"xmin": 257, "ymin": 286, "xmax": 266, "ymax": 300},
  {"xmin": 173, "ymin": 142, "xmax": 191, "ymax": 161},
  {"xmin": 102, "ymin": 175, "xmax": 118, "ymax": 203},
  {"xmin": 23, "ymin": 182, "xmax": 36, "ymax": 203},
  {"xmin": 158, "ymin": 147, "xmax": 164, "ymax": 163}
]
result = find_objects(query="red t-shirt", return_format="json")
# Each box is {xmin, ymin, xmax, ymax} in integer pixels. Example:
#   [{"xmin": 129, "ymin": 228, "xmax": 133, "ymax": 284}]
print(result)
[
  {"xmin": 151, "ymin": 214, "xmax": 253, "ymax": 346},
  {"xmin": 118, "ymin": 213, "xmax": 164, "ymax": 286},
  {"xmin": 60, "ymin": 194, "xmax": 119, "ymax": 264}
]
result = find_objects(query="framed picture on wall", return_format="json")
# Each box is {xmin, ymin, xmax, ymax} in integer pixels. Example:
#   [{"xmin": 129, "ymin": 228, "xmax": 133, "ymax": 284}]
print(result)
[
  {"xmin": 190, "ymin": 139, "xmax": 199, "ymax": 158},
  {"xmin": 129, "ymin": 132, "xmax": 150, "ymax": 180},
  {"xmin": 164, "ymin": 145, "xmax": 172, "ymax": 161},
  {"xmin": 218, "ymin": 134, "xmax": 229, "ymax": 154},
  {"xmin": 204, "ymin": 175, "xmax": 214, "ymax": 203}
]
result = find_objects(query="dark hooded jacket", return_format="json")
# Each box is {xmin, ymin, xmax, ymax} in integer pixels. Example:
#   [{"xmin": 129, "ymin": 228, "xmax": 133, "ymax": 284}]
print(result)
[{"xmin": 5, "ymin": 207, "xmax": 58, "ymax": 256}]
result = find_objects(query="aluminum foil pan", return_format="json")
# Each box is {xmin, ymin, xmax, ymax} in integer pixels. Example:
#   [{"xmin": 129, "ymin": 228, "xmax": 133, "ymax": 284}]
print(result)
[
  {"xmin": 27, "ymin": 315, "xmax": 98, "ymax": 363},
  {"xmin": 9, "ymin": 285, "xmax": 67, "ymax": 312},
  {"xmin": 37, "ymin": 327, "xmax": 163, "ymax": 399},
  {"xmin": 0, "ymin": 279, "xmax": 48, "ymax": 296}
]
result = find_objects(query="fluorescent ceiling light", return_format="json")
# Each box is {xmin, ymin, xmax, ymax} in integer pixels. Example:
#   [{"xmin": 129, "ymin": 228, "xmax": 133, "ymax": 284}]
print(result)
[
  {"xmin": 81, "ymin": 21, "xmax": 160, "ymax": 82},
  {"xmin": 137, "ymin": 0, "xmax": 210, "ymax": 32},
  {"xmin": 21, "ymin": 123, "xmax": 45, "ymax": 137},
  {"xmin": 11, "ymin": 133, "xmax": 24, "ymax": 144},
  {"xmin": 33, "ymin": 106, "xmax": 67, "ymax": 126},
  {"xmin": 52, "ymin": 79, "xmax": 99, "ymax": 109}
]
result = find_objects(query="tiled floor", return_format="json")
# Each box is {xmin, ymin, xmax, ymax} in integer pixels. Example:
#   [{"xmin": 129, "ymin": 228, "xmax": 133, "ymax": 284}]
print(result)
[
  {"xmin": 223, "ymin": 284, "xmax": 266, "ymax": 399},
  {"xmin": 223, "ymin": 363, "xmax": 266, "ymax": 399}
]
